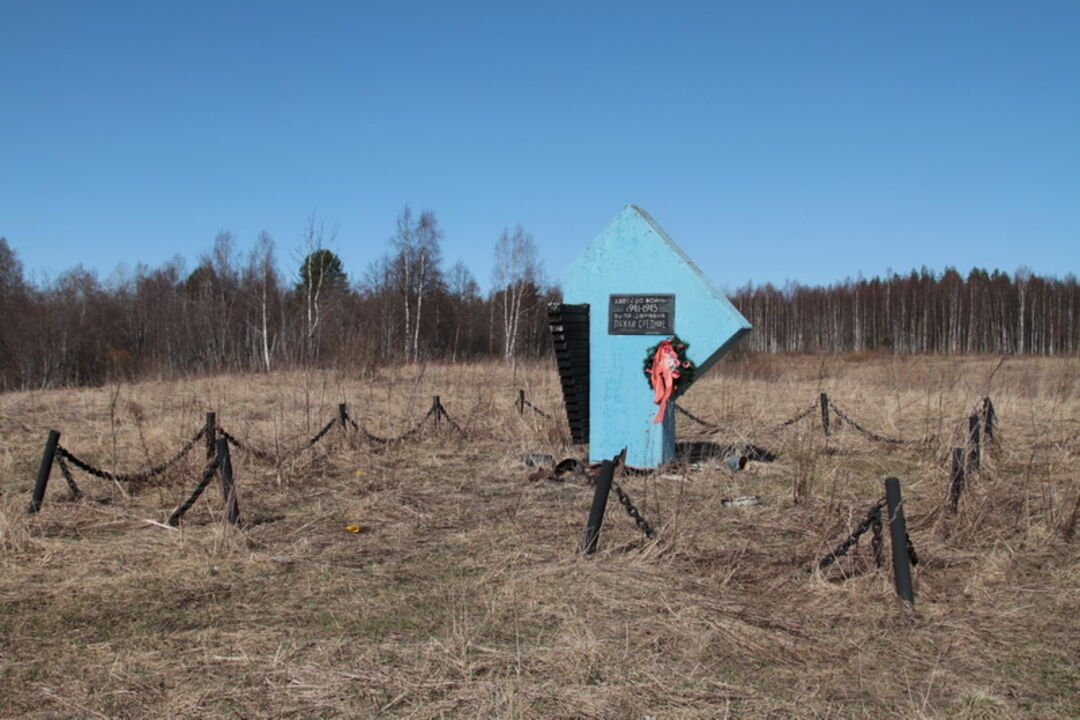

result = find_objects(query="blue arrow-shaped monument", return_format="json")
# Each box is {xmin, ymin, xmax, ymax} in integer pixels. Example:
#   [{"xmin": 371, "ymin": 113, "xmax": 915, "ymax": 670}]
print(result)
[{"xmin": 563, "ymin": 206, "xmax": 752, "ymax": 468}]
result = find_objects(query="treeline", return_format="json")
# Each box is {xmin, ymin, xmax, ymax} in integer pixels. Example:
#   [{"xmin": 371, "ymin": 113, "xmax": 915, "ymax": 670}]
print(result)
[
  {"xmin": 0, "ymin": 208, "xmax": 557, "ymax": 390},
  {"xmin": 731, "ymin": 267, "xmax": 1079, "ymax": 355},
  {"xmin": 3, "ymin": 218, "xmax": 1077, "ymax": 390}
]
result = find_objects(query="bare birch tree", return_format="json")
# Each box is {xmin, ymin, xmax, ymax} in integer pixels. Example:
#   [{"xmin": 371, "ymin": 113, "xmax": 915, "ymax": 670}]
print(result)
[
  {"xmin": 245, "ymin": 232, "xmax": 279, "ymax": 371},
  {"xmin": 390, "ymin": 206, "xmax": 443, "ymax": 362},
  {"xmin": 492, "ymin": 225, "xmax": 539, "ymax": 360},
  {"xmin": 296, "ymin": 217, "xmax": 344, "ymax": 363}
]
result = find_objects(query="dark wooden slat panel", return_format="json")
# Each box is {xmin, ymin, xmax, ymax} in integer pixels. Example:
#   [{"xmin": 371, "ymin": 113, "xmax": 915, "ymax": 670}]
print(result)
[{"xmin": 548, "ymin": 303, "xmax": 590, "ymax": 445}]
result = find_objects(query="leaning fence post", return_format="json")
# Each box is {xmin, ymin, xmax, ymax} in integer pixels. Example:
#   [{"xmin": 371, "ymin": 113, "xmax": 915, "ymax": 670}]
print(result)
[
  {"xmin": 820, "ymin": 393, "xmax": 830, "ymax": 436},
  {"xmin": 216, "ymin": 438, "xmax": 240, "ymax": 526},
  {"xmin": 517, "ymin": 389, "xmax": 525, "ymax": 415},
  {"xmin": 947, "ymin": 447, "xmax": 965, "ymax": 514},
  {"xmin": 982, "ymin": 397, "xmax": 996, "ymax": 442},
  {"xmin": 205, "ymin": 412, "xmax": 216, "ymax": 459},
  {"xmin": 583, "ymin": 459, "xmax": 616, "ymax": 555},
  {"xmin": 432, "ymin": 396, "xmax": 442, "ymax": 429},
  {"xmin": 884, "ymin": 477, "xmax": 915, "ymax": 606},
  {"xmin": 967, "ymin": 414, "xmax": 981, "ymax": 471},
  {"xmin": 28, "ymin": 430, "xmax": 61, "ymax": 514}
]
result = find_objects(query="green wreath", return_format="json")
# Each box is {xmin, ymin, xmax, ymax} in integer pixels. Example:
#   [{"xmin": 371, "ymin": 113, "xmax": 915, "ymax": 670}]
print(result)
[{"xmin": 643, "ymin": 335, "xmax": 696, "ymax": 399}]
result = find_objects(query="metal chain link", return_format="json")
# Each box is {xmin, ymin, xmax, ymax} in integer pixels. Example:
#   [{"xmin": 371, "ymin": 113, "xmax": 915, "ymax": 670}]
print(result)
[
  {"xmin": 166, "ymin": 453, "xmax": 224, "ymax": 526},
  {"xmin": 827, "ymin": 401, "xmax": 918, "ymax": 445},
  {"xmin": 216, "ymin": 427, "xmax": 278, "ymax": 463},
  {"xmin": 55, "ymin": 454, "xmax": 83, "ymax": 500},
  {"xmin": 817, "ymin": 499, "xmax": 886, "ymax": 569},
  {"xmin": 611, "ymin": 480, "xmax": 656, "ymax": 539},
  {"xmin": 676, "ymin": 399, "xmax": 819, "ymax": 434},
  {"xmin": 301, "ymin": 418, "xmax": 338, "ymax": 451},
  {"xmin": 764, "ymin": 402, "xmax": 820, "ymax": 432},
  {"xmin": 56, "ymin": 427, "xmax": 206, "ymax": 484},
  {"xmin": 347, "ymin": 407, "xmax": 434, "ymax": 444},
  {"xmin": 219, "ymin": 417, "xmax": 337, "ymax": 464},
  {"xmin": 434, "ymin": 402, "xmax": 467, "ymax": 437},
  {"xmin": 674, "ymin": 403, "xmax": 719, "ymax": 429},
  {"xmin": 521, "ymin": 398, "xmax": 553, "ymax": 420}
]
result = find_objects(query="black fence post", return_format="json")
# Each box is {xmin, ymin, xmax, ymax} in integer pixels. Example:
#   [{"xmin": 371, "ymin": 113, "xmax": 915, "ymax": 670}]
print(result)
[
  {"xmin": 216, "ymin": 438, "xmax": 240, "ymax": 526},
  {"xmin": 205, "ymin": 412, "xmax": 216, "ymax": 460},
  {"xmin": 517, "ymin": 389, "xmax": 525, "ymax": 415},
  {"xmin": 982, "ymin": 397, "xmax": 996, "ymax": 442},
  {"xmin": 583, "ymin": 459, "xmax": 615, "ymax": 555},
  {"xmin": 28, "ymin": 430, "xmax": 61, "ymax": 514},
  {"xmin": 968, "ymin": 414, "xmax": 981, "ymax": 471},
  {"xmin": 820, "ymin": 393, "xmax": 830, "ymax": 437},
  {"xmin": 338, "ymin": 403, "xmax": 351, "ymax": 447},
  {"xmin": 433, "ymin": 396, "xmax": 441, "ymax": 429},
  {"xmin": 884, "ymin": 477, "xmax": 915, "ymax": 606},
  {"xmin": 947, "ymin": 447, "xmax": 965, "ymax": 514}
]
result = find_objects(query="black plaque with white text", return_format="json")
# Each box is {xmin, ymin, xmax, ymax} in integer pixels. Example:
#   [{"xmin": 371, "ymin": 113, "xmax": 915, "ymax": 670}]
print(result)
[{"xmin": 608, "ymin": 294, "xmax": 675, "ymax": 335}]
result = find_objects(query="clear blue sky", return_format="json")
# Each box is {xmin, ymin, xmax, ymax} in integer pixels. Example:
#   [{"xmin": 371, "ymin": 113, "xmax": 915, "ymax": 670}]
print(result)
[{"xmin": 2, "ymin": 1, "xmax": 1077, "ymax": 293}]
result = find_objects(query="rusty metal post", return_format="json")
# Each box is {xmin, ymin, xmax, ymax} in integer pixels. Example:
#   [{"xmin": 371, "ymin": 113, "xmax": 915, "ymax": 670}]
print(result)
[
  {"xmin": 28, "ymin": 430, "xmax": 60, "ymax": 514},
  {"xmin": 517, "ymin": 389, "xmax": 525, "ymax": 415},
  {"xmin": 583, "ymin": 460, "xmax": 615, "ymax": 555},
  {"xmin": 433, "ymin": 396, "xmax": 441, "ymax": 429},
  {"xmin": 884, "ymin": 477, "xmax": 914, "ymax": 606}
]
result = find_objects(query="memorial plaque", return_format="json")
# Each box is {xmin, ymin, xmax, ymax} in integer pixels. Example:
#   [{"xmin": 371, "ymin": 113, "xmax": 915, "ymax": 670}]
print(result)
[{"xmin": 608, "ymin": 294, "xmax": 675, "ymax": 335}]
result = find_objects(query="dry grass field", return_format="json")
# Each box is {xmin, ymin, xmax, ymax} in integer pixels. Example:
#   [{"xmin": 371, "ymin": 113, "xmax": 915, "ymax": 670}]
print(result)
[{"xmin": 1, "ymin": 354, "xmax": 1077, "ymax": 719}]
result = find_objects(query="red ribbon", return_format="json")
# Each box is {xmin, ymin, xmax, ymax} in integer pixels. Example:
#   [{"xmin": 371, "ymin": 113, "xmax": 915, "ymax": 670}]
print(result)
[{"xmin": 649, "ymin": 339, "xmax": 681, "ymax": 424}]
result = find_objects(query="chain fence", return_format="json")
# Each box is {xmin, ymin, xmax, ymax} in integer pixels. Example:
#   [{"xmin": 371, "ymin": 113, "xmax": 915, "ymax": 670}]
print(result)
[
  {"xmin": 27, "ymin": 385, "xmax": 944, "ymax": 608},
  {"xmin": 215, "ymin": 427, "xmax": 279, "ymax": 463},
  {"xmin": 611, "ymin": 480, "xmax": 656, "ymax": 539},
  {"xmin": 28, "ymin": 387, "xmax": 957, "ymax": 570},
  {"xmin": 521, "ymin": 397, "xmax": 553, "ymax": 419},
  {"xmin": 515, "ymin": 389, "xmax": 555, "ymax": 420},
  {"xmin": 675, "ymin": 391, "xmax": 990, "ymax": 450},
  {"xmin": 54, "ymin": 454, "xmax": 83, "ymax": 500},
  {"xmin": 55, "ymin": 427, "xmax": 206, "ymax": 484},
  {"xmin": 219, "ymin": 417, "xmax": 337, "ymax": 464},
  {"xmin": 675, "ymin": 399, "xmax": 820, "ymax": 435},
  {"xmin": 47, "ymin": 393, "xmax": 476, "ymax": 502},
  {"xmin": 166, "ymin": 453, "xmax": 224, "ymax": 526},
  {"xmin": 815, "ymin": 497, "xmax": 919, "ymax": 574},
  {"xmin": 817, "ymin": 499, "xmax": 885, "ymax": 569},
  {"xmin": 825, "ymin": 401, "xmax": 921, "ymax": 445},
  {"xmin": 343, "ymin": 400, "xmax": 466, "ymax": 444},
  {"xmin": 434, "ymin": 401, "xmax": 467, "ymax": 436}
]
